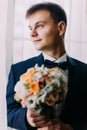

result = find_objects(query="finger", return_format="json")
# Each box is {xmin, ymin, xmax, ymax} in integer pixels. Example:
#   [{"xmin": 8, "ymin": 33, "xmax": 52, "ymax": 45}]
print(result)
[
  {"xmin": 37, "ymin": 126, "xmax": 48, "ymax": 130},
  {"xmin": 55, "ymin": 124, "xmax": 61, "ymax": 130},
  {"xmin": 27, "ymin": 109, "xmax": 40, "ymax": 117},
  {"xmin": 39, "ymin": 119, "xmax": 61, "ymax": 129},
  {"xmin": 31, "ymin": 115, "xmax": 46, "ymax": 123},
  {"xmin": 37, "ymin": 128, "xmax": 42, "ymax": 130},
  {"xmin": 35, "ymin": 120, "xmax": 46, "ymax": 127},
  {"xmin": 27, "ymin": 115, "xmax": 47, "ymax": 127},
  {"xmin": 40, "ymin": 120, "xmax": 52, "ymax": 127},
  {"xmin": 37, "ymin": 118, "xmax": 56, "ymax": 127},
  {"xmin": 28, "ymin": 108, "xmax": 38, "ymax": 114},
  {"xmin": 27, "ymin": 109, "xmax": 48, "ymax": 118}
]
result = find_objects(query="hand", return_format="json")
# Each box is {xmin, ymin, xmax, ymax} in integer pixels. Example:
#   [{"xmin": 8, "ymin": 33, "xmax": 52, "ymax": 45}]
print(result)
[
  {"xmin": 26, "ymin": 109, "xmax": 48, "ymax": 127},
  {"xmin": 37, "ymin": 124, "xmax": 61, "ymax": 130},
  {"xmin": 37, "ymin": 118, "xmax": 73, "ymax": 130}
]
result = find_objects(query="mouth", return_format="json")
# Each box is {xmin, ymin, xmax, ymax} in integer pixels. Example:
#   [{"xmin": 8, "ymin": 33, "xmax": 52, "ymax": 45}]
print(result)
[{"xmin": 33, "ymin": 39, "xmax": 42, "ymax": 44}]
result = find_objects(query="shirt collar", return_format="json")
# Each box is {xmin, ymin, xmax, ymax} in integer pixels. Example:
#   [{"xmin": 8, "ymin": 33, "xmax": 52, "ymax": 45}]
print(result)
[{"xmin": 42, "ymin": 52, "xmax": 67, "ymax": 63}]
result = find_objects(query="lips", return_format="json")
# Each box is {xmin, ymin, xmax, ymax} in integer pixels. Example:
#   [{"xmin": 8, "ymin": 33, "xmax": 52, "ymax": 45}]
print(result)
[{"xmin": 33, "ymin": 39, "xmax": 42, "ymax": 43}]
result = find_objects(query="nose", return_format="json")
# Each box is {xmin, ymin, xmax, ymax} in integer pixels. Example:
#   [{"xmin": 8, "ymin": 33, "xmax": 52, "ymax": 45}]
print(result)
[{"xmin": 30, "ymin": 28, "xmax": 38, "ymax": 37}]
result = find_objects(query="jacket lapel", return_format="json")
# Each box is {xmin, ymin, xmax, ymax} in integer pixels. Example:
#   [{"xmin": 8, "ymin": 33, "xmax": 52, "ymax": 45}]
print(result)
[
  {"xmin": 67, "ymin": 56, "xmax": 80, "ymax": 90},
  {"xmin": 33, "ymin": 53, "xmax": 44, "ymax": 66}
]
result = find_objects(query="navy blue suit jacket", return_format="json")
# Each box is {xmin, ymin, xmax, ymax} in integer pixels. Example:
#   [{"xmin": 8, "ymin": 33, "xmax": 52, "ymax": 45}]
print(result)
[{"xmin": 6, "ymin": 53, "xmax": 87, "ymax": 130}]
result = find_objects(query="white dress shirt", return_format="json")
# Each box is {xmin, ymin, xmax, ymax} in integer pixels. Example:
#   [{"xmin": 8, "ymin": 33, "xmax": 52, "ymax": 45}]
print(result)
[{"xmin": 43, "ymin": 52, "xmax": 67, "ymax": 63}]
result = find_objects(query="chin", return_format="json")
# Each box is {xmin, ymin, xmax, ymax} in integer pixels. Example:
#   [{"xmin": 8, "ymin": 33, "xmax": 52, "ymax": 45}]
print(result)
[{"xmin": 35, "ymin": 46, "xmax": 44, "ymax": 51}]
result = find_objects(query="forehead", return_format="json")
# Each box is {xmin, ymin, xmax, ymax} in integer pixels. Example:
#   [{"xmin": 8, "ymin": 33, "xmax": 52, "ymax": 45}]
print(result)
[{"xmin": 28, "ymin": 10, "xmax": 53, "ymax": 25}]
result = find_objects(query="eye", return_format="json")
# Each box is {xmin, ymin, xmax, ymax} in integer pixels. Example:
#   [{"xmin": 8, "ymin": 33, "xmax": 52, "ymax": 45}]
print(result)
[
  {"xmin": 28, "ymin": 26, "xmax": 32, "ymax": 31},
  {"xmin": 36, "ymin": 24, "xmax": 44, "ymax": 29}
]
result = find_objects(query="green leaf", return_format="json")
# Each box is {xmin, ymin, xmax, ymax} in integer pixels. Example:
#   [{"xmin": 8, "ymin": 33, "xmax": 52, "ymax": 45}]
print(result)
[
  {"xmin": 23, "ymin": 83, "xmax": 29, "ymax": 89},
  {"xmin": 35, "ymin": 104, "xmax": 48, "ymax": 115}
]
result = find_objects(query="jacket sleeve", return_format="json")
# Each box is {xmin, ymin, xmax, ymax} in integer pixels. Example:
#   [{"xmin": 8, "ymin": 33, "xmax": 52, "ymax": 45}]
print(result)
[{"xmin": 6, "ymin": 65, "xmax": 36, "ymax": 130}]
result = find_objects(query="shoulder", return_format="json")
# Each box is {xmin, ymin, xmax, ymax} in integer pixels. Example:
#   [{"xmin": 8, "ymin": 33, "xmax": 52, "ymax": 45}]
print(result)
[
  {"xmin": 10, "ymin": 55, "xmax": 40, "ymax": 81},
  {"xmin": 12, "ymin": 55, "xmax": 39, "ymax": 69},
  {"xmin": 68, "ymin": 56, "xmax": 87, "ymax": 68},
  {"xmin": 68, "ymin": 56, "xmax": 87, "ymax": 78},
  {"xmin": 68, "ymin": 57, "xmax": 87, "ymax": 86}
]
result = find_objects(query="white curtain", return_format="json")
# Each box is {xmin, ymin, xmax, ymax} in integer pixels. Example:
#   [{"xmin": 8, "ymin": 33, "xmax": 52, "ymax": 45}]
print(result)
[
  {"xmin": 0, "ymin": 0, "xmax": 8, "ymax": 130},
  {"xmin": 0, "ymin": 0, "xmax": 86, "ymax": 130},
  {"xmin": 0, "ymin": 0, "xmax": 14, "ymax": 130}
]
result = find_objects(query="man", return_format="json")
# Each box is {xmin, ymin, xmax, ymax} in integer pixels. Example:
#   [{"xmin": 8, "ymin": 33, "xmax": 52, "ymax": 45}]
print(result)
[{"xmin": 6, "ymin": 2, "xmax": 87, "ymax": 130}]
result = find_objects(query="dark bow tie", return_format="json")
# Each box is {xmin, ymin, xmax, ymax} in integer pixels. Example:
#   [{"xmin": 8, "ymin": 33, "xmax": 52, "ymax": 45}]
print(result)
[{"xmin": 44, "ymin": 60, "xmax": 68, "ymax": 70}]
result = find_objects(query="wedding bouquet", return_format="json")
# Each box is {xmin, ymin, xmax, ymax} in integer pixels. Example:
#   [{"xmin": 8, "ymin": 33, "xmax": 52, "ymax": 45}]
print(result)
[{"xmin": 14, "ymin": 64, "xmax": 67, "ymax": 116}]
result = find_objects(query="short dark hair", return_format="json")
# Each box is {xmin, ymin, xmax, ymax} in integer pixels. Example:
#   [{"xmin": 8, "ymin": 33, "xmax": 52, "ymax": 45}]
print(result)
[{"xmin": 26, "ymin": 2, "xmax": 67, "ymax": 26}]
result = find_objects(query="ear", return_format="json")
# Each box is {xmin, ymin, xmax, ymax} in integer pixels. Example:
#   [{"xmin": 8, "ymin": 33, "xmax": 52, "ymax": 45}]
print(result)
[{"xmin": 57, "ymin": 21, "xmax": 66, "ymax": 36}]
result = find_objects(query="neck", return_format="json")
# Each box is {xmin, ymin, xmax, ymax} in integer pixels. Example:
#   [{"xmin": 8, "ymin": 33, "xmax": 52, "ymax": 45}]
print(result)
[{"xmin": 43, "ymin": 40, "xmax": 66, "ymax": 59}]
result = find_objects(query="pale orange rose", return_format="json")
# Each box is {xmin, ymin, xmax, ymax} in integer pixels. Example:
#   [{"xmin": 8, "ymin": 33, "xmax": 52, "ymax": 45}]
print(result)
[
  {"xmin": 20, "ymin": 73, "xmax": 27, "ymax": 80},
  {"xmin": 20, "ymin": 68, "xmax": 35, "ymax": 81},
  {"xmin": 25, "ymin": 77, "xmax": 32, "ymax": 84},
  {"xmin": 27, "ymin": 68, "xmax": 35, "ymax": 76},
  {"xmin": 29, "ymin": 82, "xmax": 39, "ymax": 94}
]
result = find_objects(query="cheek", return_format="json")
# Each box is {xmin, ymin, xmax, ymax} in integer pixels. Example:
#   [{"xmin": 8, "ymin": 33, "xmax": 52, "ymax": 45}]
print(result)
[
  {"xmin": 43, "ymin": 30, "xmax": 58, "ymax": 42},
  {"xmin": 40, "ymin": 29, "xmax": 55, "ymax": 38}
]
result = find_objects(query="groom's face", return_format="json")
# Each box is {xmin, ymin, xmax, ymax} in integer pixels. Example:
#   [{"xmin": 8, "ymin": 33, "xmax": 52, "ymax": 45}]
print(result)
[{"xmin": 28, "ymin": 9, "xmax": 60, "ymax": 52}]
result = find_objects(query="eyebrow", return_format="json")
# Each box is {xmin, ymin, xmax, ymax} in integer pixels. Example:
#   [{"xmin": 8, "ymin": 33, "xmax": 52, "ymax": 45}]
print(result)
[{"xmin": 28, "ymin": 21, "xmax": 46, "ymax": 28}]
